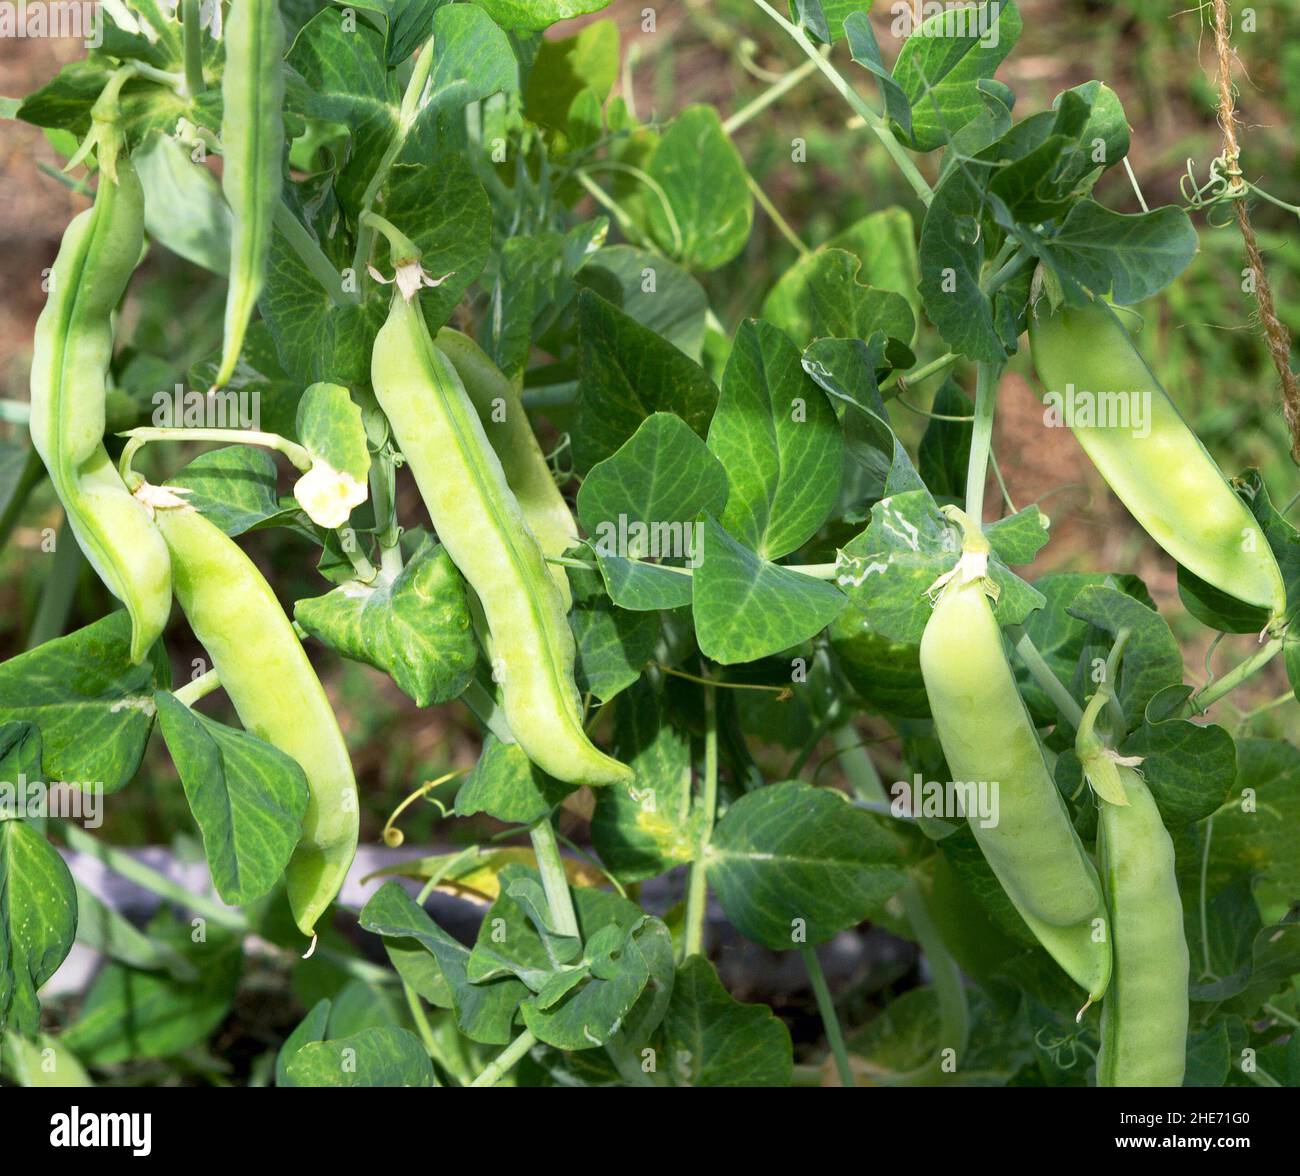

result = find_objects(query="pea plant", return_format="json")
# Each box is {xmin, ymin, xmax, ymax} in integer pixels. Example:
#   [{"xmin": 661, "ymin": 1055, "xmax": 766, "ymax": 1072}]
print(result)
[{"xmin": 1, "ymin": 0, "xmax": 1298, "ymax": 1091}]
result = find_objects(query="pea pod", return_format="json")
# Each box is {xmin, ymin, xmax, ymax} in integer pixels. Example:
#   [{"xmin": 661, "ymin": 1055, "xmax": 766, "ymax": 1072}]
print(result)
[
  {"xmin": 153, "ymin": 497, "xmax": 358, "ymax": 939},
  {"xmin": 369, "ymin": 232, "xmax": 630, "ymax": 787},
  {"xmin": 919, "ymin": 533, "xmax": 1111, "ymax": 1001},
  {"xmin": 213, "ymin": 0, "xmax": 284, "ymax": 389},
  {"xmin": 435, "ymin": 328, "xmax": 577, "ymax": 606},
  {"xmin": 1095, "ymin": 765, "xmax": 1189, "ymax": 1086},
  {"xmin": 29, "ymin": 77, "xmax": 171, "ymax": 664},
  {"xmin": 1029, "ymin": 299, "xmax": 1287, "ymax": 625}
]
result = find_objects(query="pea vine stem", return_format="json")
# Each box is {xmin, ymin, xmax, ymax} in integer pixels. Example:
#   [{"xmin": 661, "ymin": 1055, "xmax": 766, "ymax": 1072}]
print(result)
[
  {"xmin": 351, "ymin": 37, "xmax": 438, "ymax": 277},
  {"xmin": 830, "ymin": 724, "xmax": 969, "ymax": 1080},
  {"xmin": 1180, "ymin": 636, "xmax": 1286, "ymax": 718},
  {"xmin": 1007, "ymin": 625, "xmax": 1086, "ymax": 730},
  {"xmin": 751, "ymin": 0, "xmax": 934, "ymax": 208},
  {"xmin": 801, "ymin": 945, "xmax": 855, "ymax": 1087},
  {"xmin": 722, "ymin": 52, "xmax": 823, "ymax": 135},
  {"xmin": 470, "ymin": 1029, "xmax": 537, "ymax": 1088},
  {"xmin": 529, "ymin": 815, "xmax": 580, "ymax": 940},
  {"xmin": 682, "ymin": 678, "xmax": 719, "ymax": 961},
  {"xmin": 181, "ymin": 0, "xmax": 204, "ymax": 96},
  {"xmin": 118, "ymin": 426, "xmax": 312, "ymax": 483},
  {"xmin": 963, "ymin": 361, "xmax": 1002, "ymax": 524}
]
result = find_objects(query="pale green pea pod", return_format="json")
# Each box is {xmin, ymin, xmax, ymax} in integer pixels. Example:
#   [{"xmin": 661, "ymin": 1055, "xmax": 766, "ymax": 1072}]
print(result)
[
  {"xmin": 153, "ymin": 498, "xmax": 358, "ymax": 939},
  {"xmin": 1029, "ymin": 299, "xmax": 1287, "ymax": 625},
  {"xmin": 214, "ymin": 0, "xmax": 285, "ymax": 389},
  {"xmin": 1096, "ymin": 765, "xmax": 1189, "ymax": 1087},
  {"xmin": 29, "ymin": 92, "xmax": 171, "ymax": 665},
  {"xmin": 435, "ymin": 328, "xmax": 577, "ymax": 607},
  {"xmin": 372, "ymin": 277, "xmax": 631, "ymax": 788},
  {"xmin": 919, "ymin": 542, "xmax": 1111, "ymax": 1002}
]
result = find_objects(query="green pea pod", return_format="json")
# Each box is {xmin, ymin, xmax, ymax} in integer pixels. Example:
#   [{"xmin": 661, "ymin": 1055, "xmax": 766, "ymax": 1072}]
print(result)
[
  {"xmin": 154, "ymin": 498, "xmax": 358, "ymax": 939},
  {"xmin": 1096, "ymin": 765, "xmax": 1189, "ymax": 1087},
  {"xmin": 372, "ymin": 289, "xmax": 631, "ymax": 787},
  {"xmin": 1029, "ymin": 299, "xmax": 1287, "ymax": 625},
  {"xmin": 920, "ymin": 569, "xmax": 1111, "ymax": 1002},
  {"xmin": 214, "ymin": 0, "xmax": 284, "ymax": 389},
  {"xmin": 29, "ymin": 92, "xmax": 171, "ymax": 664},
  {"xmin": 435, "ymin": 328, "xmax": 577, "ymax": 606}
]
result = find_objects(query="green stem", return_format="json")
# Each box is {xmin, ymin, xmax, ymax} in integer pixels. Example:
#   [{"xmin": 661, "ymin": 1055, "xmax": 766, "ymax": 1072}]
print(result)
[
  {"xmin": 573, "ymin": 171, "xmax": 651, "ymax": 248},
  {"xmin": 403, "ymin": 981, "xmax": 443, "ymax": 1078},
  {"xmin": 1008, "ymin": 625, "xmax": 1085, "ymax": 729},
  {"xmin": 1180, "ymin": 638, "xmax": 1286, "ymax": 718},
  {"xmin": 723, "ymin": 53, "xmax": 822, "ymax": 135},
  {"xmin": 982, "ymin": 247, "xmax": 1030, "ymax": 296},
  {"xmin": 880, "ymin": 351, "xmax": 958, "ymax": 395},
  {"xmin": 351, "ymin": 39, "xmax": 437, "ymax": 277},
  {"xmin": 459, "ymin": 678, "xmax": 515, "ymax": 744},
  {"xmin": 801, "ymin": 945, "xmax": 855, "ymax": 1087},
  {"xmin": 683, "ymin": 680, "xmax": 719, "ymax": 961},
  {"xmin": 746, "ymin": 170, "xmax": 810, "ymax": 256},
  {"xmin": 897, "ymin": 878, "xmax": 969, "ymax": 1077},
  {"xmin": 470, "ymin": 1029, "xmax": 537, "ymax": 1088},
  {"xmin": 174, "ymin": 668, "xmax": 221, "ymax": 707},
  {"xmin": 0, "ymin": 449, "xmax": 45, "ymax": 552},
  {"xmin": 963, "ymin": 362, "xmax": 1001, "ymax": 525},
  {"xmin": 529, "ymin": 816, "xmax": 579, "ymax": 939},
  {"xmin": 119, "ymin": 426, "xmax": 312, "ymax": 484},
  {"xmin": 274, "ymin": 202, "xmax": 354, "ymax": 307},
  {"xmin": 62, "ymin": 823, "xmax": 246, "ymax": 932},
  {"xmin": 830, "ymin": 723, "xmax": 968, "ymax": 1078},
  {"xmin": 181, "ymin": 0, "xmax": 205, "ymax": 96},
  {"xmin": 752, "ymin": 0, "xmax": 933, "ymax": 207},
  {"xmin": 25, "ymin": 523, "xmax": 82, "ymax": 651}
]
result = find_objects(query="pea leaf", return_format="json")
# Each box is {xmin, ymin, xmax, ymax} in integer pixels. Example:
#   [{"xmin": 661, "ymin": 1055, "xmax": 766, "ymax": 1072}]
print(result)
[
  {"xmin": 1044, "ymin": 201, "xmax": 1199, "ymax": 305},
  {"xmin": 707, "ymin": 319, "xmax": 844, "ymax": 560},
  {"xmin": 276, "ymin": 998, "xmax": 331, "ymax": 1087},
  {"xmin": 574, "ymin": 289, "xmax": 718, "ymax": 471},
  {"xmin": 575, "ymin": 246, "xmax": 709, "ymax": 360},
  {"xmin": 892, "ymin": 0, "xmax": 1022, "ymax": 152},
  {"xmin": 522, "ymin": 17, "xmax": 617, "ymax": 131},
  {"xmin": 693, "ymin": 516, "xmax": 847, "ymax": 664},
  {"xmin": 134, "ymin": 130, "xmax": 231, "ymax": 274},
  {"xmin": 568, "ymin": 552, "xmax": 660, "ymax": 701},
  {"xmin": 707, "ymin": 780, "xmax": 906, "ymax": 949},
  {"xmin": 285, "ymin": 1025, "xmax": 435, "ymax": 1087},
  {"xmin": 60, "ymin": 914, "xmax": 243, "ymax": 1065},
  {"xmin": 155, "ymin": 691, "xmax": 309, "ymax": 907},
  {"xmin": 167, "ymin": 445, "xmax": 282, "ymax": 537},
  {"xmin": 656, "ymin": 955, "xmax": 792, "ymax": 1085},
  {"xmin": 455, "ymin": 735, "xmax": 576, "ymax": 824},
  {"xmin": 360, "ymin": 882, "xmax": 525, "ymax": 1045},
  {"xmin": 476, "ymin": 0, "xmax": 612, "ymax": 33},
  {"xmin": 0, "ymin": 819, "xmax": 77, "ymax": 1036},
  {"xmin": 591, "ymin": 679, "xmax": 699, "ymax": 882},
  {"xmin": 294, "ymin": 537, "xmax": 478, "ymax": 708},
  {"xmin": 0, "ymin": 612, "xmax": 160, "ymax": 795},
  {"xmin": 764, "ymin": 208, "xmax": 920, "ymax": 344},
  {"xmin": 645, "ymin": 105, "xmax": 753, "ymax": 272},
  {"xmin": 578, "ymin": 412, "xmax": 728, "ymax": 550}
]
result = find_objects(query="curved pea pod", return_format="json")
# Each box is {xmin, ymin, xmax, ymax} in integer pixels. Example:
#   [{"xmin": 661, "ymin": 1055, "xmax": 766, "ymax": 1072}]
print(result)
[
  {"xmin": 213, "ymin": 0, "xmax": 285, "ymax": 389},
  {"xmin": 435, "ymin": 328, "xmax": 577, "ymax": 606},
  {"xmin": 1029, "ymin": 299, "xmax": 1287, "ymax": 625},
  {"xmin": 919, "ymin": 576, "xmax": 1112, "ymax": 1002},
  {"xmin": 28, "ymin": 135, "xmax": 171, "ymax": 664},
  {"xmin": 373, "ymin": 295, "xmax": 631, "ymax": 787},
  {"xmin": 1096, "ymin": 766, "xmax": 1189, "ymax": 1087},
  {"xmin": 154, "ymin": 499, "xmax": 358, "ymax": 939}
]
